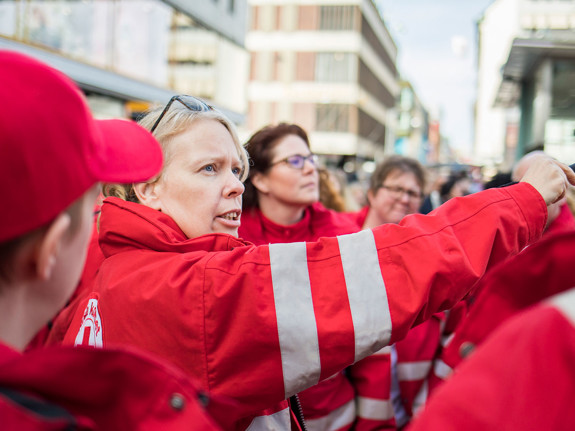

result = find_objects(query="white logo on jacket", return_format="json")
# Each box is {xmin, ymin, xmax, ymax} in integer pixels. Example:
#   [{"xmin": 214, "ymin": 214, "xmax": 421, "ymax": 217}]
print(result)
[{"xmin": 74, "ymin": 298, "xmax": 103, "ymax": 348}]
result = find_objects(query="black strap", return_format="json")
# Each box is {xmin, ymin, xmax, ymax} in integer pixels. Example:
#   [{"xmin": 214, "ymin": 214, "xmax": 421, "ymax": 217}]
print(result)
[
  {"xmin": 499, "ymin": 162, "xmax": 575, "ymax": 188},
  {"xmin": 0, "ymin": 387, "xmax": 78, "ymax": 430}
]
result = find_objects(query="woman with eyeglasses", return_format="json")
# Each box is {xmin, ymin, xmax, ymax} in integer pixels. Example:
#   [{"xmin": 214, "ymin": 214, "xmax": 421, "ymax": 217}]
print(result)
[
  {"xmin": 239, "ymin": 123, "xmax": 358, "ymax": 246},
  {"xmin": 346, "ymin": 156, "xmax": 469, "ymax": 430},
  {"xmin": 47, "ymin": 95, "xmax": 575, "ymax": 431},
  {"xmin": 239, "ymin": 123, "xmax": 360, "ymax": 431},
  {"xmin": 351, "ymin": 155, "xmax": 426, "ymax": 230}
]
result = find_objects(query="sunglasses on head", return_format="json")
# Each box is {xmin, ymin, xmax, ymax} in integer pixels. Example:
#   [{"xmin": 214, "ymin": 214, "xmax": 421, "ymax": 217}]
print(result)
[{"xmin": 150, "ymin": 95, "xmax": 213, "ymax": 133}]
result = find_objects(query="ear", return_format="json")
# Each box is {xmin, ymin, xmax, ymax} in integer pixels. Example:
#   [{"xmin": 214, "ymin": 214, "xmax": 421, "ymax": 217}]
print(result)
[
  {"xmin": 133, "ymin": 182, "xmax": 162, "ymax": 210},
  {"xmin": 36, "ymin": 213, "xmax": 71, "ymax": 281},
  {"xmin": 250, "ymin": 172, "xmax": 270, "ymax": 194}
]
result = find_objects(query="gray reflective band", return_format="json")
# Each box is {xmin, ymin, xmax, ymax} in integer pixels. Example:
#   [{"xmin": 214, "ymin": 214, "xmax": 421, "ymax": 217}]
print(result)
[
  {"xmin": 269, "ymin": 242, "xmax": 321, "ymax": 398},
  {"xmin": 356, "ymin": 396, "xmax": 395, "ymax": 421},
  {"xmin": 547, "ymin": 287, "xmax": 575, "ymax": 327},
  {"xmin": 338, "ymin": 230, "xmax": 392, "ymax": 362},
  {"xmin": 397, "ymin": 361, "xmax": 432, "ymax": 381},
  {"xmin": 245, "ymin": 407, "xmax": 291, "ymax": 431}
]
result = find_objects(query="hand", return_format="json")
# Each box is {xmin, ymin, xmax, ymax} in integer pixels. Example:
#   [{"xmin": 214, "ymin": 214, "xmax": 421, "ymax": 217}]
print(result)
[{"xmin": 519, "ymin": 154, "xmax": 575, "ymax": 206}]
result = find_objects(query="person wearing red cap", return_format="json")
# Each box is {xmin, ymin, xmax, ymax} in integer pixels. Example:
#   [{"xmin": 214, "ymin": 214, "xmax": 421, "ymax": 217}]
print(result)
[
  {"xmin": 0, "ymin": 50, "xmax": 225, "ymax": 430},
  {"xmin": 45, "ymin": 89, "xmax": 575, "ymax": 430}
]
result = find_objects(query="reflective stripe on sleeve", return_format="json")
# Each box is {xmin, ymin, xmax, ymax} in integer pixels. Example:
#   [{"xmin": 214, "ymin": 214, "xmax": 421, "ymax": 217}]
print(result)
[
  {"xmin": 356, "ymin": 396, "xmax": 395, "ymax": 421},
  {"xmin": 269, "ymin": 242, "xmax": 321, "ymax": 398},
  {"xmin": 373, "ymin": 345, "xmax": 392, "ymax": 356},
  {"xmin": 338, "ymin": 230, "xmax": 392, "ymax": 362}
]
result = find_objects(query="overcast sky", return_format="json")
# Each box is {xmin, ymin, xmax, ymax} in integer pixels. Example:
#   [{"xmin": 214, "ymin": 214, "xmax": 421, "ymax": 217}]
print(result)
[{"xmin": 376, "ymin": 0, "xmax": 495, "ymax": 159}]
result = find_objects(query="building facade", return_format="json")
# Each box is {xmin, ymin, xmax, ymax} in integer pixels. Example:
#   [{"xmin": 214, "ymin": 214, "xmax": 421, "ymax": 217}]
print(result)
[
  {"xmin": 0, "ymin": 0, "xmax": 248, "ymax": 122},
  {"xmin": 475, "ymin": 0, "xmax": 575, "ymax": 168},
  {"xmin": 245, "ymin": 0, "xmax": 400, "ymax": 163}
]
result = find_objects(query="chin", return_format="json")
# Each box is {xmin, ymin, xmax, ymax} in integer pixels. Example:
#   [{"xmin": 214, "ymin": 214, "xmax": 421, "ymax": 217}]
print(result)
[{"xmin": 224, "ymin": 228, "xmax": 240, "ymax": 238}]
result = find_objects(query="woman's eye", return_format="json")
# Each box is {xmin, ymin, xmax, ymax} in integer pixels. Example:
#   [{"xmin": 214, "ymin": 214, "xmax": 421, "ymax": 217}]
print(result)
[
  {"xmin": 203, "ymin": 164, "xmax": 216, "ymax": 173},
  {"xmin": 232, "ymin": 167, "xmax": 242, "ymax": 177}
]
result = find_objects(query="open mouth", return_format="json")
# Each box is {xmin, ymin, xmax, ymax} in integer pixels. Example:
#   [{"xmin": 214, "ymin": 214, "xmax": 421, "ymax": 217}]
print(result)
[{"xmin": 218, "ymin": 211, "xmax": 241, "ymax": 221}]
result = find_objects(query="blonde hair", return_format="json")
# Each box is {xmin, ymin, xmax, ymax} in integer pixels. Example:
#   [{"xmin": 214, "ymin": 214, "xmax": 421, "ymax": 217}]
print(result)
[{"xmin": 104, "ymin": 101, "xmax": 249, "ymax": 202}]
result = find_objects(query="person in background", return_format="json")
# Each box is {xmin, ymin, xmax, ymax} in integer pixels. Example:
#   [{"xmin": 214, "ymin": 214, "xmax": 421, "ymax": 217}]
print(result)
[
  {"xmin": 48, "ymin": 96, "xmax": 574, "ymax": 431},
  {"xmin": 420, "ymin": 170, "xmax": 471, "ymax": 214},
  {"xmin": 240, "ymin": 123, "xmax": 358, "ymax": 244},
  {"xmin": 240, "ymin": 123, "xmax": 359, "ymax": 431},
  {"xmin": 346, "ymin": 155, "xmax": 426, "ymax": 230},
  {"xmin": 346, "ymin": 156, "xmax": 465, "ymax": 430},
  {"xmin": 0, "ymin": 50, "xmax": 225, "ymax": 430}
]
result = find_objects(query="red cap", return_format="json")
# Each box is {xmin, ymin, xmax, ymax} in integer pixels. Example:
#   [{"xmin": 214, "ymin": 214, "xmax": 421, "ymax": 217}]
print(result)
[{"xmin": 0, "ymin": 50, "xmax": 163, "ymax": 242}]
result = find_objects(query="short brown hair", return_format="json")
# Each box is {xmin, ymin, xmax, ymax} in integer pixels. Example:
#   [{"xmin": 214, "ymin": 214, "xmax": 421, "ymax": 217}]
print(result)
[{"xmin": 369, "ymin": 155, "xmax": 426, "ymax": 197}]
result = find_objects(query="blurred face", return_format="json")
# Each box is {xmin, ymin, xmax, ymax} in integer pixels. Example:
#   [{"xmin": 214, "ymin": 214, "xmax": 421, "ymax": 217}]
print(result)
[
  {"xmin": 368, "ymin": 170, "xmax": 422, "ymax": 224},
  {"xmin": 151, "ymin": 119, "xmax": 245, "ymax": 238},
  {"xmin": 255, "ymin": 134, "xmax": 319, "ymax": 208},
  {"xmin": 450, "ymin": 178, "xmax": 471, "ymax": 198}
]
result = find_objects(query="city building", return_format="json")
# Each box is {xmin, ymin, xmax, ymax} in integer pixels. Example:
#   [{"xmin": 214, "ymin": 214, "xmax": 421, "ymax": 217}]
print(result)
[
  {"xmin": 475, "ymin": 0, "xmax": 575, "ymax": 169},
  {"xmin": 0, "ymin": 0, "xmax": 248, "ymax": 122},
  {"xmin": 245, "ymin": 0, "xmax": 400, "ymax": 171}
]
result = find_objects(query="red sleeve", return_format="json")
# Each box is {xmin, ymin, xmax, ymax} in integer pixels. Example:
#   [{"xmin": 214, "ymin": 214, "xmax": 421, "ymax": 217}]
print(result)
[
  {"xmin": 61, "ymin": 184, "xmax": 546, "ymax": 416},
  {"xmin": 202, "ymin": 184, "xmax": 545, "ymax": 409}
]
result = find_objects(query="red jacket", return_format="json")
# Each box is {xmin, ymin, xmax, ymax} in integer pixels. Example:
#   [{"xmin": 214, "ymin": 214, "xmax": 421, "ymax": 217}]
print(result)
[
  {"xmin": 341, "ymin": 206, "xmax": 369, "ymax": 230},
  {"xmin": 408, "ymin": 231, "xmax": 575, "ymax": 430},
  {"xmin": 348, "ymin": 282, "xmax": 467, "ymax": 431},
  {"xmin": 50, "ymin": 183, "xmax": 544, "ymax": 430},
  {"xmin": 238, "ymin": 202, "xmax": 359, "ymax": 244},
  {"xmin": 240, "ymin": 204, "xmax": 360, "ymax": 431},
  {"xmin": 0, "ymin": 342, "xmax": 229, "ymax": 430}
]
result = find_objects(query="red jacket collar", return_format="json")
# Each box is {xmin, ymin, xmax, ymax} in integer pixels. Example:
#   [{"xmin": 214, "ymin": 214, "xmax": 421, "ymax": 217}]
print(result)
[{"xmin": 99, "ymin": 198, "xmax": 250, "ymax": 258}]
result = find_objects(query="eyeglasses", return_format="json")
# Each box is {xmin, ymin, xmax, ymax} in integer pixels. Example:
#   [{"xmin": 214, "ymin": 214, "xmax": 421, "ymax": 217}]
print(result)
[
  {"xmin": 150, "ymin": 95, "xmax": 213, "ymax": 133},
  {"xmin": 270, "ymin": 154, "xmax": 319, "ymax": 170},
  {"xmin": 380, "ymin": 185, "xmax": 422, "ymax": 200}
]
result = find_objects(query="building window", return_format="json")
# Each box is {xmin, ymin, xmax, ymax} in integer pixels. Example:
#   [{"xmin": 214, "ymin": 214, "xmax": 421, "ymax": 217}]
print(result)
[
  {"xmin": 296, "ymin": 52, "xmax": 316, "ymax": 81},
  {"xmin": 315, "ymin": 52, "xmax": 354, "ymax": 82},
  {"xmin": 319, "ymin": 6, "xmax": 354, "ymax": 31},
  {"xmin": 316, "ymin": 104, "xmax": 350, "ymax": 132}
]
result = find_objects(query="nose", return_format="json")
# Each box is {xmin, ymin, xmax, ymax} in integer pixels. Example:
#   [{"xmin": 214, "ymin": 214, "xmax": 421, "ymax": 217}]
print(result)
[
  {"xmin": 224, "ymin": 172, "xmax": 245, "ymax": 198},
  {"xmin": 398, "ymin": 192, "xmax": 411, "ymax": 203},
  {"xmin": 302, "ymin": 158, "xmax": 317, "ymax": 174}
]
